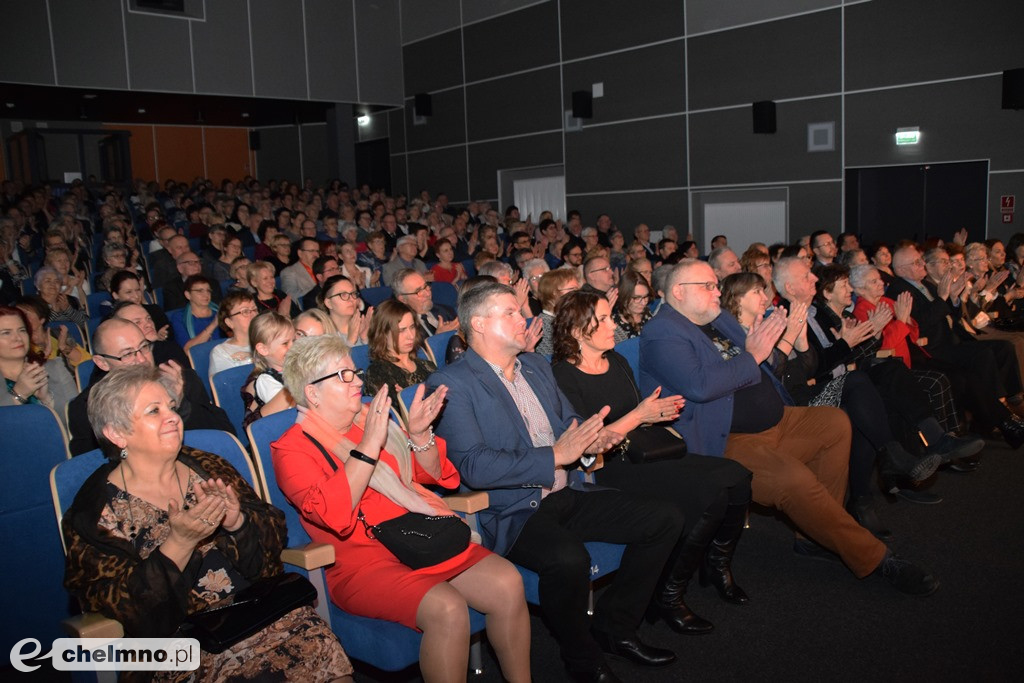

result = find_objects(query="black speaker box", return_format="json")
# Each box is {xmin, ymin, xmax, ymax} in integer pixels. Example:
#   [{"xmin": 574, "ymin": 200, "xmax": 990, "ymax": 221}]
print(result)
[
  {"xmin": 248, "ymin": 131, "xmax": 261, "ymax": 151},
  {"xmin": 414, "ymin": 93, "xmax": 433, "ymax": 117},
  {"xmin": 752, "ymin": 100, "xmax": 777, "ymax": 134},
  {"xmin": 571, "ymin": 90, "xmax": 593, "ymax": 119},
  {"xmin": 1002, "ymin": 68, "xmax": 1024, "ymax": 110}
]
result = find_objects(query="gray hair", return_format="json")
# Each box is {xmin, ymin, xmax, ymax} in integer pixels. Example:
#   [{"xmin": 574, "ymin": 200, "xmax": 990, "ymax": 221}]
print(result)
[
  {"xmin": 391, "ymin": 268, "xmax": 421, "ymax": 295},
  {"xmin": 102, "ymin": 241, "xmax": 127, "ymax": 261},
  {"xmin": 477, "ymin": 260, "xmax": 513, "ymax": 279},
  {"xmin": 848, "ymin": 264, "xmax": 877, "ymax": 290},
  {"xmin": 708, "ymin": 247, "xmax": 734, "ymax": 270},
  {"xmin": 457, "ymin": 281, "xmax": 515, "ymax": 343},
  {"xmin": 33, "ymin": 265, "xmax": 60, "ymax": 288},
  {"xmin": 651, "ymin": 264, "xmax": 674, "ymax": 298},
  {"xmin": 282, "ymin": 334, "xmax": 350, "ymax": 408},
  {"xmin": 771, "ymin": 256, "xmax": 803, "ymax": 294},
  {"xmin": 521, "ymin": 258, "xmax": 549, "ymax": 280},
  {"xmin": 88, "ymin": 365, "xmax": 176, "ymax": 460},
  {"xmin": 964, "ymin": 242, "xmax": 988, "ymax": 261}
]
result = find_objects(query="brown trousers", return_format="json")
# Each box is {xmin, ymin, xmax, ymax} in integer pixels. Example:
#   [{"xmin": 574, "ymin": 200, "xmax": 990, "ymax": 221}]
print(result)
[{"xmin": 724, "ymin": 406, "xmax": 887, "ymax": 578}]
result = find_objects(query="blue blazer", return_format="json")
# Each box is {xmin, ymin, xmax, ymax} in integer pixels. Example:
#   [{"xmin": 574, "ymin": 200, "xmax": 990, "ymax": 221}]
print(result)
[
  {"xmin": 428, "ymin": 349, "xmax": 587, "ymax": 556},
  {"xmin": 639, "ymin": 305, "xmax": 789, "ymax": 457}
]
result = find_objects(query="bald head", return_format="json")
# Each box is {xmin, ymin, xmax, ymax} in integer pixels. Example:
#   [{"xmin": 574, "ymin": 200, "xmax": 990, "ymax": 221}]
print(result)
[
  {"xmin": 892, "ymin": 245, "xmax": 925, "ymax": 283},
  {"xmin": 666, "ymin": 259, "xmax": 722, "ymax": 326}
]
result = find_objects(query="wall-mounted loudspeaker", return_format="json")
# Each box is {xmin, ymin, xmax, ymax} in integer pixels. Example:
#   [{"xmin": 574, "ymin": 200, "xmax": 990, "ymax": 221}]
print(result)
[
  {"xmin": 414, "ymin": 93, "xmax": 433, "ymax": 117},
  {"xmin": 571, "ymin": 90, "xmax": 593, "ymax": 119},
  {"xmin": 752, "ymin": 100, "xmax": 777, "ymax": 134},
  {"xmin": 1002, "ymin": 68, "xmax": 1024, "ymax": 110},
  {"xmin": 248, "ymin": 131, "xmax": 261, "ymax": 151}
]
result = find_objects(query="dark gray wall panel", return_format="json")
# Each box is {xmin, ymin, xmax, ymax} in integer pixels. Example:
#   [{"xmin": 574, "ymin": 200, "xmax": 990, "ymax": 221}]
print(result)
[
  {"xmin": 989, "ymin": 172, "xmax": 1024, "ymax": 241},
  {"xmin": 466, "ymin": 67, "xmax": 561, "ymax": 141},
  {"xmin": 404, "ymin": 89, "xmax": 465, "ymax": 151},
  {"xmin": 356, "ymin": 0, "xmax": 403, "ymax": 105},
  {"xmin": 301, "ymin": 123, "xmax": 328, "ymax": 185},
  {"xmin": 560, "ymin": 0, "xmax": 684, "ymax": 62},
  {"xmin": 249, "ymin": 0, "xmax": 307, "ymax": 99},
  {"xmin": 306, "ymin": 0, "xmax": 358, "ymax": 102},
  {"xmin": 406, "ymin": 146, "xmax": 468, "ymax": 201},
  {"xmin": 51, "ymin": 0, "xmax": 127, "ymax": 88},
  {"xmin": 358, "ymin": 112, "xmax": 389, "ymax": 142},
  {"xmin": 400, "ymin": 0, "xmax": 460, "ymax": 44},
  {"xmin": 125, "ymin": 11, "xmax": 192, "ymax": 93},
  {"xmin": 402, "ymin": 30, "xmax": 463, "ymax": 95},
  {"xmin": 390, "ymin": 154, "xmax": 409, "ymax": 197},
  {"xmin": 388, "ymin": 109, "xmax": 406, "ymax": 153},
  {"xmin": 689, "ymin": 96, "xmax": 841, "ymax": 186},
  {"xmin": 463, "ymin": 2, "xmax": 558, "ymax": 83},
  {"xmin": 846, "ymin": 0, "xmax": 1024, "ymax": 91},
  {"xmin": 845, "ymin": 77, "xmax": 1024, "ymax": 171},
  {"xmin": 468, "ymin": 132, "xmax": 563, "ymax": 200},
  {"xmin": 0, "ymin": 1, "xmax": 55, "ymax": 84},
  {"xmin": 789, "ymin": 181, "xmax": 841, "ymax": 237},
  {"xmin": 565, "ymin": 117, "xmax": 686, "ymax": 194},
  {"xmin": 562, "ymin": 41, "xmax": 685, "ymax": 126},
  {"xmin": 256, "ymin": 126, "xmax": 301, "ymax": 183},
  {"xmin": 688, "ymin": 10, "xmax": 840, "ymax": 110},
  {"xmin": 462, "ymin": 0, "xmax": 550, "ymax": 26},
  {"xmin": 569, "ymin": 190, "xmax": 690, "ymax": 238},
  {"xmin": 687, "ymin": 0, "xmax": 838, "ymax": 35},
  {"xmin": 192, "ymin": 0, "xmax": 252, "ymax": 96}
]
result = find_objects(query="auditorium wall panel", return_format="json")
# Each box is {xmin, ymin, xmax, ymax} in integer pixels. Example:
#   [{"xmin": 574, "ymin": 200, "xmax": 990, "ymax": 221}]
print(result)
[
  {"xmin": 466, "ymin": 68, "xmax": 562, "ymax": 142},
  {"xmin": 406, "ymin": 146, "xmax": 468, "ymax": 202},
  {"xmin": 565, "ymin": 117, "xmax": 687, "ymax": 195},
  {"xmin": 468, "ymin": 132, "xmax": 563, "ymax": 201},
  {"xmin": 404, "ymin": 89, "xmax": 466, "ymax": 152},
  {"xmin": 462, "ymin": 2, "xmax": 559, "ymax": 84}
]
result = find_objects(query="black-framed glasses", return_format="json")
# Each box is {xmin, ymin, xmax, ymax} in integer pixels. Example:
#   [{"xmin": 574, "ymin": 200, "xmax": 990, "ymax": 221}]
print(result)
[
  {"xmin": 227, "ymin": 307, "xmax": 259, "ymax": 317},
  {"xmin": 326, "ymin": 290, "xmax": 359, "ymax": 302},
  {"xmin": 399, "ymin": 285, "xmax": 430, "ymax": 297},
  {"xmin": 678, "ymin": 281, "xmax": 720, "ymax": 291},
  {"xmin": 96, "ymin": 340, "xmax": 153, "ymax": 362},
  {"xmin": 309, "ymin": 368, "xmax": 364, "ymax": 385}
]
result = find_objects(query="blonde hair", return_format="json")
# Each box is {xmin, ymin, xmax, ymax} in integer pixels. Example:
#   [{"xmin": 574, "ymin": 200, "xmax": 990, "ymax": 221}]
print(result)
[{"xmin": 248, "ymin": 311, "xmax": 293, "ymax": 371}]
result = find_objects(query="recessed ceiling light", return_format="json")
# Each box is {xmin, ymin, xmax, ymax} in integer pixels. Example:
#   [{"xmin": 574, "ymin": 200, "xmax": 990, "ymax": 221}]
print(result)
[
  {"xmin": 241, "ymin": 112, "xmax": 250, "ymax": 118},
  {"xmin": 357, "ymin": 115, "xmax": 370, "ymax": 126},
  {"xmin": 83, "ymin": 94, "xmax": 97, "ymax": 100},
  {"xmin": 137, "ymin": 108, "xmax": 146, "ymax": 113},
  {"xmin": 5, "ymin": 103, "xmax": 14, "ymax": 109}
]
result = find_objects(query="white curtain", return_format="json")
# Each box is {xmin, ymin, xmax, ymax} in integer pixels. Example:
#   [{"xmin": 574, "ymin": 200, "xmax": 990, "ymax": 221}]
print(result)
[{"xmin": 513, "ymin": 176, "xmax": 566, "ymax": 223}]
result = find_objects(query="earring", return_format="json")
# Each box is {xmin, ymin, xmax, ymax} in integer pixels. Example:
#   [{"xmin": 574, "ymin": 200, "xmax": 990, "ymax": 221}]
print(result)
[{"xmin": 119, "ymin": 447, "xmax": 128, "ymax": 460}]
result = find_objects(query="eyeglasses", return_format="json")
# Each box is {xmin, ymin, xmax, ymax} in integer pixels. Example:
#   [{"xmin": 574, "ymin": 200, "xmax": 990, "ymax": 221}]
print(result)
[
  {"xmin": 399, "ymin": 285, "xmax": 430, "ymax": 297},
  {"xmin": 96, "ymin": 340, "xmax": 153, "ymax": 362},
  {"xmin": 179, "ymin": 259, "xmax": 200, "ymax": 266},
  {"xmin": 630, "ymin": 294, "xmax": 652, "ymax": 301},
  {"xmin": 326, "ymin": 290, "xmax": 359, "ymax": 302},
  {"xmin": 299, "ymin": 247, "xmax": 320, "ymax": 253},
  {"xmin": 189, "ymin": 288, "xmax": 212, "ymax": 295},
  {"xmin": 589, "ymin": 266, "xmax": 612, "ymax": 275},
  {"xmin": 227, "ymin": 307, "xmax": 259, "ymax": 317},
  {"xmin": 678, "ymin": 281, "xmax": 720, "ymax": 291},
  {"xmin": 309, "ymin": 367, "xmax": 364, "ymax": 385}
]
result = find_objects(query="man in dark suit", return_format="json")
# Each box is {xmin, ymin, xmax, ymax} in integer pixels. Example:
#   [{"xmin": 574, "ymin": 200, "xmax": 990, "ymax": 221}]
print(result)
[
  {"xmin": 428, "ymin": 282, "xmax": 683, "ymax": 683},
  {"xmin": 163, "ymin": 250, "xmax": 223, "ymax": 311},
  {"xmin": 393, "ymin": 269, "xmax": 457, "ymax": 339},
  {"xmin": 888, "ymin": 244, "xmax": 1024, "ymax": 447},
  {"xmin": 67, "ymin": 318, "xmax": 234, "ymax": 456}
]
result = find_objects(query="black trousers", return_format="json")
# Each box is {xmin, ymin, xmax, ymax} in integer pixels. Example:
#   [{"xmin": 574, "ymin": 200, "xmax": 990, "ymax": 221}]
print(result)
[{"xmin": 506, "ymin": 487, "xmax": 683, "ymax": 673}]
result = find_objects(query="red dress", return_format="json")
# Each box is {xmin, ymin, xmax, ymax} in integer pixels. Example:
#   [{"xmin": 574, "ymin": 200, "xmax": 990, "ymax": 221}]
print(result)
[
  {"xmin": 430, "ymin": 262, "xmax": 461, "ymax": 284},
  {"xmin": 272, "ymin": 422, "xmax": 491, "ymax": 629}
]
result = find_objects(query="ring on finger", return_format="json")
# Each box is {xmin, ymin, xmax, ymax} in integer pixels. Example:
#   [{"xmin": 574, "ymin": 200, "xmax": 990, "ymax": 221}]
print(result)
[{"xmin": 199, "ymin": 518, "xmax": 215, "ymax": 526}]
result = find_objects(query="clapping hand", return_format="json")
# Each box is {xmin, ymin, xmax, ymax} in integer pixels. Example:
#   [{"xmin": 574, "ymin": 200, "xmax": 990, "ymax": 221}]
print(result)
[
  {"xmin": 833, "ymin": 317, "xmax": 875, "ymax": 347},
  {"xmin": 436, "ymin": 316, "xmax": 460, "ymax": 334},
  {"xmin": 893, "ymin": 291, "xmax": 913, "ymax": 323},
  {"xmin": 358, "ymin": 384, "xmax": 392, "ymax": 456},
  {"xmin": 406, "ymin": 383, "xmax": 447, "ymax": 437},
  {"xmin": 524, "ymin": 316, "xmax": 543, "ymax": 352},
  {"xmin": 553, "ymin": 406, "xmax": 611, "ymax": 465},
  {"xmin": 635, "ymin": 386, "xmax": 684, "ymax": 424},
  {"xmin": 168, "ymin": 483, "xmax": 226, "ymax": 545},
  {"xmin": 745, "ymin": 308, "xmax": 787, "ymax": 363},
  {"xmin": 195, "ymin": 478, "xmax": 244, "ymax": 532},
  {"xmin": 866, "ymin": 304, "xmax": 893, "ymax": 335}
]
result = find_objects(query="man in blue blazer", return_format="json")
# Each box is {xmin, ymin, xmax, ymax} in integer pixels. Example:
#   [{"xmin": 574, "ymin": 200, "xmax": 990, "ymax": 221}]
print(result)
[
  {"xmin": 640, "ymin": 259, "xmax": 939, "ymax": 597},
  {"xmin": 429, "ymin": 282, "xmax": 683, "ymax": 683}
]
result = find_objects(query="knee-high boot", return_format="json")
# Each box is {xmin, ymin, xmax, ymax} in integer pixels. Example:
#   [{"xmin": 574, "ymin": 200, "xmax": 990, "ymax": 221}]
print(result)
[
  {"xmin": 699, "ymin": 503, "xmax": 750, "ymax": 605},
  {"xmin": 647, "ymin": 512, "xmax": 718, "ymax": 635}
]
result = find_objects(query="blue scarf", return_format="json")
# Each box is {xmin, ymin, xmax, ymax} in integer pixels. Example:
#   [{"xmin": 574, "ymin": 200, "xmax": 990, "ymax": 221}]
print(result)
[{"xmin": 185, "ymin": 303, "xmax": 219, "ymax": 338}]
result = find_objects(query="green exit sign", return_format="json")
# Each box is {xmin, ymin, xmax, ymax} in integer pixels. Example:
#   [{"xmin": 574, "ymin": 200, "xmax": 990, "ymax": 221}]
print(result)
[{"xmin": 895, "ymin": 127, "xmax": 920, "ymax": 145}]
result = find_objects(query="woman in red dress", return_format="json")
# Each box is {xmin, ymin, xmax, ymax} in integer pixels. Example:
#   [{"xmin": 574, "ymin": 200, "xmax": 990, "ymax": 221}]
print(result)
[{"xmin": 271, "ymin": 335, "xmax": 530, "ymax": 683}]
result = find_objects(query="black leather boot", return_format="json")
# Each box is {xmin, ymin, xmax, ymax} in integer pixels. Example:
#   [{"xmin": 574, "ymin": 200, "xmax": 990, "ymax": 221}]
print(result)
[
  {"xmin": 647, "ymin": 508, "xmax": 718, "ymax": 635},
  {"xmin": 699, "ymin": 503, "xmax": 750, "ymax": 605},
  {"xmin": 878, "ymin": 441, "xmax": 941, "ymax": 483}
]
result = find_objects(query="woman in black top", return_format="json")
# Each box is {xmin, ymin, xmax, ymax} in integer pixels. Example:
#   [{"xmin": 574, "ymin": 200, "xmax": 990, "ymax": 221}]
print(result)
[
  {"xmin": 550, "ymin": 290, "xmax": 752, "ymax": 636},
  {"xmin": 364, "ymin": 299, "xmax": 436, "ymax": 404}
]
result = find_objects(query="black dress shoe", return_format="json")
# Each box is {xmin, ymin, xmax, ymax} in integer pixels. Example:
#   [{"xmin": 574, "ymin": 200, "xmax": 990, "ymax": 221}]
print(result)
[
  {"xmin": 592, "ymin": 630, "xmax": 676, "ymax": 667},
  {"xmin": 927, "ymin": 433, "xmax": 984, "ymax": 463},
  {"xmin": 875, "ymin": 551, "xmax": 940, "ymax": 597},
  {"xmin": 646, "ymin": 600, "xmax": 714, "ymax": 635},
  {"xmin": 944, "ymin": 454, "xmax": 981, "ymax": 473},
  {"xmin": 569, "ymin": 663, "xmax": 623, "ymax": 683},
  {"xmin": 999, "ymin": 417, "xmax": 1024, "ymax": 449}
]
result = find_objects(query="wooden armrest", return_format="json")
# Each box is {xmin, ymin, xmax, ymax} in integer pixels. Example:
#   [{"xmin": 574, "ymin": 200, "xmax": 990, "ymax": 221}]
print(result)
[
  {"xmin": 807, "ymin": 378, "xmax": 817, "ymax": 387},
  {"xmin": 445, "ymin": 491, "xmax": 489, "ymax": 514},
  {"xmin": 280, "ymin": 542, "xmax": 335, "ymax": 570},
  {"xmin": 875, "ymin": 348, "xmax": 894, "ymax": 358},
  {"xmin": 846, "ymin": 363, "xmax": 857, "ymax": 371},
  {"xmin": 62, "ymin": 613, "xmax": 124, "ymax": 639},
  {"xmin": 916, "ymin": 337, "xmax": 928, "ymax": 346}
]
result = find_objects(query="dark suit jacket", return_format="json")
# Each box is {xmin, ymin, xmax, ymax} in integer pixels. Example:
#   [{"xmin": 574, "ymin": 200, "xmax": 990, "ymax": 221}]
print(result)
[
  {"xmin": 428, "ymin": 349, "xmax": 588, "ymax": 556},
  {"xmin": 148, "ymin": 250, "xmax": 177, "ymax": 290},
  {"xmin": 885, "ymin": 276, "xmax": 965, "ymax": 359},
  {"xmin": 162, "ymin": 276, "xmax": 224, "ymax": 311}
]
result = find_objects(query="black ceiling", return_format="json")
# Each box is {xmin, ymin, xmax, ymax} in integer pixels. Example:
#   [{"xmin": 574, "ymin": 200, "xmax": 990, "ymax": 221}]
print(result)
[{"xmin": 0, "ymin": 83, "xmax": 386, "ymax": 128}]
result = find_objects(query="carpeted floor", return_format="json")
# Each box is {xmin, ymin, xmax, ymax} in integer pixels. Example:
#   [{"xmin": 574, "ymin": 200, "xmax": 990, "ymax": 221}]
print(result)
[{"xmin": 356, "ymin": 437, "xmax": 1024, "ymax": 682}]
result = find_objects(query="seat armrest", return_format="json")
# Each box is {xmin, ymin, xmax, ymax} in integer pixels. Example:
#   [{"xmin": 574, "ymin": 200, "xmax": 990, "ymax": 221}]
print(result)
[
  {"xmin": 875, "ymin": 348, "xmax": 894, "ymax": 358},
  {"xmin": 444, "ymin": 491, "xmax": 489, "ymax": 514},
  {"xmin": 916, "ymin": 337, "xmax": 928, "ymax": 346},
  {"xmin": 62, "ymin": 613, "xmax": 124, "ymax": 639},
  {"xmin": 281, "ymin": 542, "xmax": 335, "ymax": 570}
]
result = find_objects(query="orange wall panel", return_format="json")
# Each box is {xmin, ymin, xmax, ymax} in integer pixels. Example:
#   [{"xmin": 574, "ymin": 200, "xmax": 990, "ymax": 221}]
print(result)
[
  {"xmin": 154, "ymin": 126, "xmax": 204, "ymax": 184},
  {"xmin": 203, "ymin": 127, "xmax": 253, "ymax": 183}
]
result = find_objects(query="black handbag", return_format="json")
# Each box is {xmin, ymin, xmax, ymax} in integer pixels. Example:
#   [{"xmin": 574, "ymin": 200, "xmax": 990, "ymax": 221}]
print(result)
[
  {"xmin": 302, "ymin": 431, "xmax": 471, "ymax": 570},
  {"xmin": 358, "ymin": 510, "xmax": 470, "ymax": 569},
  {"xmin": 608, "ymin": 351, "xmax": 688, "ymax": 465},
  {"xmin": 623, "ymin": 425, "xmax": 688, "ymax": 464},
  {"xmin": 181, "ymin": 572, "xmax": 317, "ymax": 654}
]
